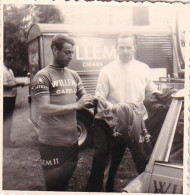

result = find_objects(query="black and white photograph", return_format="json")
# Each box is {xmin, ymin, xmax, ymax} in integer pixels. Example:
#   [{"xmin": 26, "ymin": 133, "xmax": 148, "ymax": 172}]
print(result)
[{"xmin": 1, "ymin": 0, "xmax": 189, "ymax": 194}]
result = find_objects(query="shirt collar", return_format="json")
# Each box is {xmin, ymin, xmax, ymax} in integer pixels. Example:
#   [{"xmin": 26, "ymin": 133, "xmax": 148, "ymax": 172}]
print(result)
[{"xmin": 118, "ymin": 58, "xmax": 135, "ymax": 67}]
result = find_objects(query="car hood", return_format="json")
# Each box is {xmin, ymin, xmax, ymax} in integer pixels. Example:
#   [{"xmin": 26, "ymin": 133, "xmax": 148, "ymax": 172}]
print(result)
[{"xmin": 122, "ymin": 171, "xmax": 152, "ymax": 193}]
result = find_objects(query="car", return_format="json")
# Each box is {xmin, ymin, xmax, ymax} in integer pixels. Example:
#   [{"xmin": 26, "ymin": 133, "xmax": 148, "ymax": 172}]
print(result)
[{"xmin": 123, "ymin": 89, "xmax": 184, "ymax": 194}]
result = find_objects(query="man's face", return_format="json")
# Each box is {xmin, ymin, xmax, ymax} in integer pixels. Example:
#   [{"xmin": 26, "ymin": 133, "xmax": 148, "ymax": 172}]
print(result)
[
  {"xmin": 6, "ymin": 58, "xmax": 14, "ymax": 69},
  {"xmin": 117, "ymin": 37, "xmax": 135, "ymax": 63},
  {"xmin": 54, "ymin": 42, "xmax": 75, "ymax": 68}
]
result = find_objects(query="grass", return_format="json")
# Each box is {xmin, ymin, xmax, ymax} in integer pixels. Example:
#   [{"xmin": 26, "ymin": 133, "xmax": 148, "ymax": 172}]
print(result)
[{"xmin": 3, "ymin": 87, "xmax": 138, "ymax": 192}]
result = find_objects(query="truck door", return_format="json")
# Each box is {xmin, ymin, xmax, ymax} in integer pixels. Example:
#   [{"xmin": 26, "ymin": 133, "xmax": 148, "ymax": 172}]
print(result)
[
  {"xmin": 28, "ymin": 38, "xmax": 41, "ymax": 124},
  {"xmin": 28, "ymin": 38, "xmax": 41, "ymax": 80}
]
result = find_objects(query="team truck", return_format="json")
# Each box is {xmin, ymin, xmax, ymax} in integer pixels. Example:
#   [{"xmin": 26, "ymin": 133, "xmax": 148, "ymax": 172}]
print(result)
[{"xmin": 27, "ymin": 23, "xmax": 184, "ymax": 147}]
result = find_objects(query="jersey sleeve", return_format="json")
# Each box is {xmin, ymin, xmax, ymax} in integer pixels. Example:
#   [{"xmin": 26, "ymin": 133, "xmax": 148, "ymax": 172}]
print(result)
[
  {"xmin": 32, "ymin": 73, "xmax": 50, "ymax": 100},
  {"xmin": 71, "ymin": 71, "xmax": 87, "ymax": 98}
]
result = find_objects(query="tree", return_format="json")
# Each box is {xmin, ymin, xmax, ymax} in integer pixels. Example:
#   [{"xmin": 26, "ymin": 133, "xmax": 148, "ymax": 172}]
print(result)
[
  {"xmin": 34, "ymin": 5, "xmax": 63, "ymax": 24},
  {"xmin": 4, "ymin": 4, "xmax": 64, "ymax": 76}
]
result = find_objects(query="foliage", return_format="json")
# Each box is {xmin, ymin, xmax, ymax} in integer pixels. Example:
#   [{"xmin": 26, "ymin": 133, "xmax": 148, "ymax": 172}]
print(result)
[{"xmin": 4, "ymin": 4, "xmax": 63, "ymax": 76}]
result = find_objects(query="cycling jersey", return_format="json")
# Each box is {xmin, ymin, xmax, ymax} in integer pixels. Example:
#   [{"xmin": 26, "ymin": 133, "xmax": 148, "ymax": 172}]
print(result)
[{"xmin": 32, "ymin": 65, "xmax": 86, "ymax": 146}]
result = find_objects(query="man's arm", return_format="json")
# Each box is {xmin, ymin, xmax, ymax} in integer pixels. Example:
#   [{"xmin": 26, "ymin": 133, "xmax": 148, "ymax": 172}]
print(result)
[
  {"xmin": 95, "ymin": 69, "xmax": 114, "ymax": 109},
  {"xmin": 3, "ymin": 67, "xmax": 27, "ymax": 89},
  {"xmin": 33, "ymin": 71, "xmax": 93, "ymax": 117},
  {"xmin": 37, "ymin": 93, "xmax": 93, "ymax": 117},
  {"xmin": 3, "ymin": 82, "xmax": 26, "ymax": 90},
  {"xmin": 145, "ymin": 67, "xmax": 161, "ymax": 98},
  {"xmin": 95, "ymin": 69, "xmax": 110, "ymax": 98},
  {"xmin": 145, "ymin": 80, "xmax": 158, "ymax": 98},
  {"xmin": 71, "ymin": 71, "xmax": 88, "ymax": 99}
]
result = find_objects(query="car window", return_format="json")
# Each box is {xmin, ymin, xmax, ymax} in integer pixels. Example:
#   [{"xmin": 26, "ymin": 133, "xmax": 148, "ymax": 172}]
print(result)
[{"xmin": 169, "ymin": 103, "xmax": 184, "ymax": 164}]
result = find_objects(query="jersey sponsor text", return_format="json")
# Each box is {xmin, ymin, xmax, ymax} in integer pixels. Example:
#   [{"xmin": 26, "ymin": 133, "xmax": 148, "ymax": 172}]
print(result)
[
  {"xmin": 51, "ymin": 79, "xmax": 75, "ymax": 87},
  {"xmin": 41, "ymin": 158, "xmax": 59, "ymax": 166}
]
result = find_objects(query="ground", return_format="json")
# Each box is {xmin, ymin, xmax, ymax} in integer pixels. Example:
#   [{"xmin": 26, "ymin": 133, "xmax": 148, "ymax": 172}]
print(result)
[{"xmin": 3, "ymin": 86, "xmax": 138, "ymax": 192}]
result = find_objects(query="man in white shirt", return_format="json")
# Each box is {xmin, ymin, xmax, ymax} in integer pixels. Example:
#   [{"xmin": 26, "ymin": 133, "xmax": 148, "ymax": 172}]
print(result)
[
  {"xmin": 87, "ymin": 34, "xmax": 157, "ymax": 192},
  {"xmin": 3, "ymin": 54, "xmax": 26, "ymax": 147}
]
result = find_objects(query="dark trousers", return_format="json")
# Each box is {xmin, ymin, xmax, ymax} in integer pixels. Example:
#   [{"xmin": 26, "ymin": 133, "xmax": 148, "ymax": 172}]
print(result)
[
  {"xmin": 3, "ymin": 97, "xmax": 16, "ymax": 145},
  {"xmin": 87, "ymin": 120, "xmax": 127, "ymax": 192},
  {"xmin": 87, "ymin": 113, "xmax": 165, "ymax": 192},
  {"xmin": 39, "ymin": 142, "xmax": 79, "ymax": 191}
]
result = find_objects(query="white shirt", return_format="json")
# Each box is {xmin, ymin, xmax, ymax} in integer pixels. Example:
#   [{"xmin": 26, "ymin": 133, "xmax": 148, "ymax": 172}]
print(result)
[
  {"xmin": 95, "ymin": 59, "xmax": 157, "ymax": 119},
  {"xmin": 3, "ymin": 65, "xmax": 17, "ymax": 97}
]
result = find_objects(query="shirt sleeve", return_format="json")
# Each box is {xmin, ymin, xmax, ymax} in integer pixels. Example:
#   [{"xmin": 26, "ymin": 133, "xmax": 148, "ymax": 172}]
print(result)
[
  {"xmin": 3, "ymin": 68, "xmax": 15, "ymax": 85},
  {"xmin": 95, "ymin": 69, "xmax": 109, "ymax": 99},
  {"xmin": 145, "ymin": 67, "xmax": 158, "ymax": 98},
  {"xmin": 32, "ymin": 73, "xmax": 50, "ymax": 101},
  {"xmin": 3, "ymin": 70, "xmax": 8, "ymax": 85},
  {"xmin": 71, "ymin": 71, "xmax": 87, "ymax": 99}
]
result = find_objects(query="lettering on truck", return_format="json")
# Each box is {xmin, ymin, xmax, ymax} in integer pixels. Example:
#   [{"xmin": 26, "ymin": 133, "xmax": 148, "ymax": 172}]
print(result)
[
  {"xmin": 153, "ymin": 180, "xmax": 183, "ymax": 193},
  {"xmin": 83, "ymin": 61, "xmax": 103, "ymax": 68},
  {"xmin": 75, "ymin": 45, "xmax": 117, "ymax": 67}
]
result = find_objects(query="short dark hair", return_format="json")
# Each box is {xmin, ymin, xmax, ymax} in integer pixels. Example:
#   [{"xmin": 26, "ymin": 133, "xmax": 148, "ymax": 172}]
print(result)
[
  {"xmin": 5, "ymin": 54, "xmax": 14, "ymax": 61},
  {"xmin": 51, "ymin": 34, "xmax": 75, "ymax": 51},
  {"xmin": 116, "ymin": 34, "xmax": 136, "ymax": 47}
]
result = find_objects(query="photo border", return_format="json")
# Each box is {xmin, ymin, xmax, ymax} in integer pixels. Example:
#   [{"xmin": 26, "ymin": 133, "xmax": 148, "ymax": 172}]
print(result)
[{"xmin": 0, "ymin": 0, "xmax": 189, "ymax": 195}]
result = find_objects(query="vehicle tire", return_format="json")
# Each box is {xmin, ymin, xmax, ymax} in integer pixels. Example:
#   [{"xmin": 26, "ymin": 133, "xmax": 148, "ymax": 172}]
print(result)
[{"xmin": 77, "ymin": 113, "xmax": 93, "ymax": 148}]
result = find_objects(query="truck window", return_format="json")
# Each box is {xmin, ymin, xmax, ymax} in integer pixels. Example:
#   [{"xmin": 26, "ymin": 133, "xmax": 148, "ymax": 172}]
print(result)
[{"xmin": 169, "ymin": 103, "xmax": 184, "ymax": 164}]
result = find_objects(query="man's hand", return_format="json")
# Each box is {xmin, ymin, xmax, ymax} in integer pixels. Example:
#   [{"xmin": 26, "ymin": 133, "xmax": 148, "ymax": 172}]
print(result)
[
  {"xmin": 75, "ymin": 94, "xmax": 93, "ymax": 110},
  {"xmin": 16, "ymin": 82, "xmax": 27, "ymax": 88}
]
